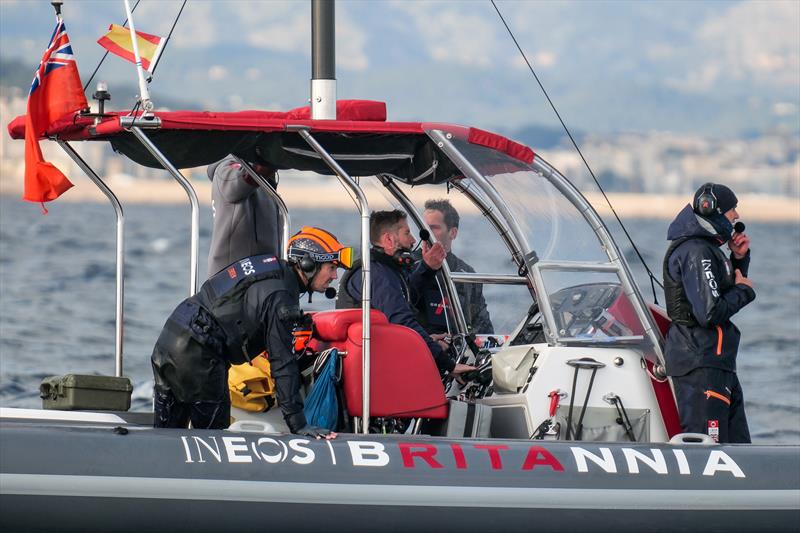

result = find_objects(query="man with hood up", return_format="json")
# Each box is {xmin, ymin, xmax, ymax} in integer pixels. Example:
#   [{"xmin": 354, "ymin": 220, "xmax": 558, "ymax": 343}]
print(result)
[
  {"xmin": 207, "ymin": 154, "xmax": 281, "ymax": 277},
  {"xmin": 663, "ymin": 183, "xmax": 755, "ymax": 443}
]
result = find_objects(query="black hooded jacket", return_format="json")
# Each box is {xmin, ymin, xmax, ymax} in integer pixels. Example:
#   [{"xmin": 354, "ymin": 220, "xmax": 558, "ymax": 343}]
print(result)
[{"xmin": 663, "ymin": 205, "xmax": 755, "ymax": 376}]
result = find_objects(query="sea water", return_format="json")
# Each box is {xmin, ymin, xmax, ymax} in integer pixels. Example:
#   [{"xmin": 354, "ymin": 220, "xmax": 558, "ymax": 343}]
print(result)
[{"xmin": 0, "ymin": 197, "xmax": 798, "ymax": 443}]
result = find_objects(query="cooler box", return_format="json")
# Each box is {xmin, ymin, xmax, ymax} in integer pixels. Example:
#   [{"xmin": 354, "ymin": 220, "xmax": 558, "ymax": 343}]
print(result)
[{"xmin": 40, "ymin": 374, "xmax": 133, "ymax": 411}]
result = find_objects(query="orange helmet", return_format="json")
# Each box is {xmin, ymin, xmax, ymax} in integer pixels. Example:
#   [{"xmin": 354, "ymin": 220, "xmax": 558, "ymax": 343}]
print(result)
[{"xmin": 287, "ymin": 226, "xmax": 353, "ymax": 272}]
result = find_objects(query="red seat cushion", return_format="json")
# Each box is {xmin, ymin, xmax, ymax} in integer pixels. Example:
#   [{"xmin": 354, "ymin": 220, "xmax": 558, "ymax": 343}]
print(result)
[
  {"xmin": 342, "ymin": 323, "xmax": 448, "ymax": 419},
  {"xmin": 312, "ymin": 309, "xmax": 388, "ymax": 342}
]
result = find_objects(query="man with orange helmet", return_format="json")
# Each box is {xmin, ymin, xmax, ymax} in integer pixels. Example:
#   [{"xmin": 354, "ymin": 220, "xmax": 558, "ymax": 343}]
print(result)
[{"xmin": 151, "ymin": 226, "xmax": 352, "ymax": 438}]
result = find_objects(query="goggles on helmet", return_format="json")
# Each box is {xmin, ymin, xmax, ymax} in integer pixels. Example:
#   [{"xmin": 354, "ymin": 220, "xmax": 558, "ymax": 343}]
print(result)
[
  {"xmin": 288, "ymin": 246, "xmax": 353, "ymax": 269},
  {"xmin": 287, "ymin": 226, "xmax": 353, "ymax": 269}
]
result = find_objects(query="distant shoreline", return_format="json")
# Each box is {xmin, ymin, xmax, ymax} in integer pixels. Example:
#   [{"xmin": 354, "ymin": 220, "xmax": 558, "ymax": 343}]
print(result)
[{"xmin": 1, "ymin": 178, "xmax": 798, "ymax": 222}]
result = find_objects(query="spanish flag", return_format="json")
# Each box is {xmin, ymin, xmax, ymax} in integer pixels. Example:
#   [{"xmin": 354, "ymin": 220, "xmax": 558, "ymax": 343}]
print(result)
[{"xmin": 97, "ymin": 24, "xmax": 165, "ymax": 72}]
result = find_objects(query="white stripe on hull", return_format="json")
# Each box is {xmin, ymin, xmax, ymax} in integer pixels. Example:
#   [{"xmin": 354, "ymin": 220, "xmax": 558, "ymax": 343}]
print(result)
[{"xmin": 2, "ymin": 474, "xmax": 798, "ymax": 511}]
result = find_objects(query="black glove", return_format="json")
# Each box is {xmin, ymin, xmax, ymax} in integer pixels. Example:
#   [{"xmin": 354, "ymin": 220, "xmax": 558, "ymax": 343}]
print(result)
[{"xmin": 294, "ymin": 424, "xmax": 333, "ymax": 438}]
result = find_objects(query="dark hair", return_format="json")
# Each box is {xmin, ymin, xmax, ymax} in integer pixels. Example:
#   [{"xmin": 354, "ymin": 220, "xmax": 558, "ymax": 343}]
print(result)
[
  {"xmin": 370, "ymin": 209, "xmax": 407, "ymax": 244},
  {"xmin": 424, "ymin": 198, "xmax": 460, "ymax": 229}
]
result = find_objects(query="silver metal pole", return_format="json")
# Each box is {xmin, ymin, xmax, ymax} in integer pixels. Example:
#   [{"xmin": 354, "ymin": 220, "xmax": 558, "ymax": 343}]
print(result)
[
  {"xmin": 532, "ymin": 156, "xmax": 666, "ymax": 363},
  {"xmin": 311, "ymin": 0, "xmax": 336, "ymax": 119},
  {"xmin": 129, "ymin": 126, "xmax": 199, "ymax": 295},
  {"xmin": 57, "ymin": 140, "xmax": 125, "ymax": 377},
  {"xmin": 232, "ymin": 156, "xmax": 290, "ymax": 260},
  {"xmin": 297, "ymin": 129, "xmax": 372, "ymax": 433},
  {"xmin": 379, "ymin": 176, "xmax": 470, "ymax": 337},
  {"xmin": 123, "ymin": 0, "xmax": 153, "ymax": 112}
]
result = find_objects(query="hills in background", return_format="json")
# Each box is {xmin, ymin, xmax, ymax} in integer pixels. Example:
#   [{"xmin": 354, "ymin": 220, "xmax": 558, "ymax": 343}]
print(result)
[
  {"xmin": 0, "ymin": 0, "xmax": 797, "ymax": 137},
  {"xmin": 0, "ymin": 1, "xmax": 797, "ymax": 198}
]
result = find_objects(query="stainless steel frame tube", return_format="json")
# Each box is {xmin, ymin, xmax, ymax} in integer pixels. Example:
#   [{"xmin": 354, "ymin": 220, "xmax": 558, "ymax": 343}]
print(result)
[
  {"xmin": 297, "ymin": 129, "xmax": 372, "ymax": 433},
  {"xmin": 57, "ymin": 141, "xmax": 125, "ymax": 377},
  {"xmin": 129, "ymin": 127, "xmax": 199, "ymax": 295}
]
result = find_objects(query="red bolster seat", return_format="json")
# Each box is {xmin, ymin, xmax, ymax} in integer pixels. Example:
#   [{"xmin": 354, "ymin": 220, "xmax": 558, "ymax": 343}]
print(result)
[
  {"xmin": 311, "ymin": 309, "xmax": 389, "ymax": 341},
  {"xmin": 342, "ymin": 323, "xmax": 448, "ymax": 419}
]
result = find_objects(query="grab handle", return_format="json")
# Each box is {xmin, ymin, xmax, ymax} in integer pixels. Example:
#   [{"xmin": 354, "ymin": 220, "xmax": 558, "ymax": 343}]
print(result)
[{"xmin": 669, "ymin": 433, "xmax": 716, "ymax": 445}]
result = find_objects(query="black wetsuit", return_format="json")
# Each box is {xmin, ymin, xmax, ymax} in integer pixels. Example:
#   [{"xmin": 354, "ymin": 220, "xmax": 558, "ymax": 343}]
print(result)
[
  {"xmin": 663, "ymin": 205, "xmax": 755, "ymax": 443},
  {"xmin": 151, "ymin": 255, "xmax": 307, "ymax": 430}
]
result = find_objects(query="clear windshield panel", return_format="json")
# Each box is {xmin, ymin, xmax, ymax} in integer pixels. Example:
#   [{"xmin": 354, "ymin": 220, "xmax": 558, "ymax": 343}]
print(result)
[
  {"xmin": 441, "ymin": 136, "xmax": 609, "ymax": 264},
  {"xmin": 537, "ymin": 266, "xmax": 646, "ymax": 343},
  {"xmin": 462, "ymin": 281, "xmax": 532, "ymax": 338}
]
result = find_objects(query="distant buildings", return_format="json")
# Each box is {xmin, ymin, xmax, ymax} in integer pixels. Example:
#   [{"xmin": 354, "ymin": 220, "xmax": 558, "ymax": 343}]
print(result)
[{"xmin": 1, "ymin": 90, "xmax": 798, "ymax": 197}]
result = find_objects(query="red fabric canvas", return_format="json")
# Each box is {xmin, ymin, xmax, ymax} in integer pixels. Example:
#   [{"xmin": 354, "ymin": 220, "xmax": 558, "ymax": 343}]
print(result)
[{"xmin": 23, "ymin": 17, "xmax": 87, "ymax": 204}]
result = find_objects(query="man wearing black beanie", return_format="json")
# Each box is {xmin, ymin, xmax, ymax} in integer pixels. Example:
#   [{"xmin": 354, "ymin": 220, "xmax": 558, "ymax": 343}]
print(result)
[{"xmin": 662, "ymin": 183, "xmax": 755, "ymax": 443}]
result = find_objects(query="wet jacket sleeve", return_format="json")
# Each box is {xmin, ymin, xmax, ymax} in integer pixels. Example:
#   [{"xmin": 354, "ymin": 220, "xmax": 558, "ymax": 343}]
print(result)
[
  {"xmin": 676, "ymin": 245, "xmax": 755, "ymax": 328},
  {"xmin": 262, "ymin": 290, "xmax": 307, "ymax": 432},
  {"xmin": 214, "ymin": 159, "xmax": 258, "ymax": 204},
  {"xmin": 347, "ymin": 265, "xmax": 455, "ymax": 373}
]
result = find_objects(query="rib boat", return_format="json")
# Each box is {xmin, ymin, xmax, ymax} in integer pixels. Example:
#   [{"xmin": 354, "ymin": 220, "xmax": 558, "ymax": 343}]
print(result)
[{"xmin": 1, "ymin": 2, "xmax": 798, "ymax": 532}]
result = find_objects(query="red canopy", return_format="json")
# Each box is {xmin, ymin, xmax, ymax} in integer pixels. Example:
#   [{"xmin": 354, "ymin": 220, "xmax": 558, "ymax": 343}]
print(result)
[{"xmin": 7, "ymin": 99, "xmax": 534, "ymax": 183}]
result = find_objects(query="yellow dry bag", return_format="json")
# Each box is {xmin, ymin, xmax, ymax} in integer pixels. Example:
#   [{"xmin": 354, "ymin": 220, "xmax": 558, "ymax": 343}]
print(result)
[{"xmin": 228, "ymin": 354, "xmax": 276, "ymax": 412}]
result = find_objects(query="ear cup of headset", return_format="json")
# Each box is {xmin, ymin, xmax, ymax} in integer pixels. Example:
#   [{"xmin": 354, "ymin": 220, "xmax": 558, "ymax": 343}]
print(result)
[
  {"xmin": 695, "ymin": 183, "xmax": 717, "ymax": 216},
  {"xmin": 299, "ymin": 253, "xmax": 316, "ymax": 274}
]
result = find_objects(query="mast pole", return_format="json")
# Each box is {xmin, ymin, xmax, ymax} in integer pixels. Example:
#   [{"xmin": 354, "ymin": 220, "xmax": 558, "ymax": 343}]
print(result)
[
  {"xmin": 123, "ymin": 0, "xmax": 154, "ymax": 113},
  {"xmin": 311, "ymin": 0, "xmax": 336, "ymax": 119}
]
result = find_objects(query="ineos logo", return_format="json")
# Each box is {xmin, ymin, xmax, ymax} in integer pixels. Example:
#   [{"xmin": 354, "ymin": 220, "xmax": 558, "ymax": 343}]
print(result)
[
  {"xmin": 240, "ymin": 258, "xmax": 255, "ymax": 276},
  {"xmin": 701, "ymin": 259, "xmax": 719, "ymax": 298}
]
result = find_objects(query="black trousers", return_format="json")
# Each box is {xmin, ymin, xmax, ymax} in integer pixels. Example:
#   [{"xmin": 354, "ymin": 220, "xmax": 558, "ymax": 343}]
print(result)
[
  {"xmin": 153, "ymin": 384, "xmax": 230, "ymax": 429},
  {"xmin": 151, "ymin": 308, "xmax": 231, "ymax": 429},
  {"xmin": 672, "ymin": 367, "xmax": 751, "ymax": 443}
]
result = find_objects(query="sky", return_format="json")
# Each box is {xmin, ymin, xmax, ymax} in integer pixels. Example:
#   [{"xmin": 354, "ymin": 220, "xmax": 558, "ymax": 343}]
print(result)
[{"xmin": 0, "ymin": 0, "xmax": 798, "ymax": 137}]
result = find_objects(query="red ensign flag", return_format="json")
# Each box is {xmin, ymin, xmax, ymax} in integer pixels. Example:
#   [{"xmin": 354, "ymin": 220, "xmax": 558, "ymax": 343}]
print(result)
[{"xmin": 24, "ymin": 17, "xmax": 88, "ymax": 204}]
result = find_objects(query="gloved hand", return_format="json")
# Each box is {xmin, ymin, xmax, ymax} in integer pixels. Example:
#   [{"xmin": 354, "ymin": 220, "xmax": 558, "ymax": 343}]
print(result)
[{"xmin": 294, "ymin": 424, "xmax": 337, "ymax": 439}]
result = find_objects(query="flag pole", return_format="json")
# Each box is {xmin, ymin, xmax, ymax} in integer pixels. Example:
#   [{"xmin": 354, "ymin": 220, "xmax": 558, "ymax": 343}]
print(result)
[
  {"xmin": 123, "ymin": 0, "xmax": 153, "ymax": 113},
  {"xmin": 50, "ymin": 1, "xmax": 63, "ymax": 20}
]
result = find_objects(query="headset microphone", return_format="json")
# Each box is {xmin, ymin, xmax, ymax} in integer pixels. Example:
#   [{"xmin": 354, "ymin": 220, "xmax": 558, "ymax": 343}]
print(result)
[
  {"xmin": 734, "ymin": 221, "xmax": 746, "ymax": 234},
  {"xmin": 324, "ymin": 287, "xmax": 337, "ymax": 299}
]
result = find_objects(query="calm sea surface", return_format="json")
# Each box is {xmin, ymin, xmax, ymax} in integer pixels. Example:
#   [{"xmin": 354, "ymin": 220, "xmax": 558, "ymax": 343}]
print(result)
[{"xmin": 1, "ymin": 197, "xmax": 798, "ymax": 443}]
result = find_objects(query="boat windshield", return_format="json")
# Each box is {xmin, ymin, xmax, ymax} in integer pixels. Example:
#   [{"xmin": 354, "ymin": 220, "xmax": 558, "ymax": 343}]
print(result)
[
  {"xmin": 438, "ymin": 135, "xmax": 609, "ymax": 264},
  {"xmin": 427, "ymin": 128, "xmax": 656, "ymax": 348}
]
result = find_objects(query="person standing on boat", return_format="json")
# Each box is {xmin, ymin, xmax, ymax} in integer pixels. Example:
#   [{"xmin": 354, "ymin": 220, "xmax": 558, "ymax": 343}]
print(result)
[
  {"xmin": 414, "ymin": 199, "xmax": 494, "ymax": 336},
  {"xmin": 207, "ymin": 154, "xmax": 281, "ymax": 276},
  {"xmin": 151, "ymin": 226, "xmax": 352, "ymax": 437},
  {"xmin": 336, "ymin": 209, "xmax": 474, "ymax": 376},
  {"xmin": 663, "ymin": 183, "xmax": 755, "ymax": 443}
]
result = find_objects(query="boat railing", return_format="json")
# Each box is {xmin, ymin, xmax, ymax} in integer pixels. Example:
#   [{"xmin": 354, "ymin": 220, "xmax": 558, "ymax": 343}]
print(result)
[
  {"xmin": 127, "ymin": 125, "xmax": 200, "ymax": 295},
  {"xmin": 56, "ymin": 141, "xmax": 126, "ymax": 377},
  {"xmin": 294, "ymin": 127, "xmax": 373, "ymax": 434},
  {"xmin": 450, "ymin": 273, "xmax": 528, "ymax": 285}
]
